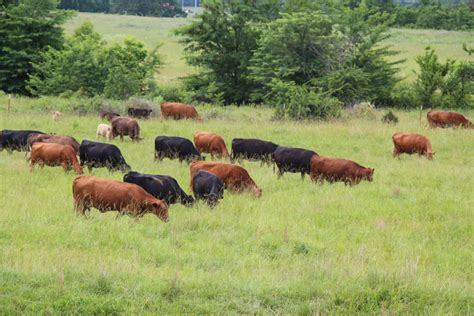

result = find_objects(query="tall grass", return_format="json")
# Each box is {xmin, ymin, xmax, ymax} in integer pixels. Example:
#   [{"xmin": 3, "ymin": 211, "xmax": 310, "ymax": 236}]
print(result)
[{"xmin": 1, "ymin": 103, "xmax": 473, "ymax": 313}]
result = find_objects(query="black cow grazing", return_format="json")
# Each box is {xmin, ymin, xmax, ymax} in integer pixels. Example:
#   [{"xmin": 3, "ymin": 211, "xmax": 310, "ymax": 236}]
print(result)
[
  {"xmin": 155, "ymin": 136, "xmax": 204, "ymax": 163},
  {"xmin": 123, "ymin": 171, "xmax": 194, "ymax": 206},
  {"xmin": 128, "ymin": 107, "xmax": 152, "ymax": 119},
  {"xmin": 231, "ymin": 138, "xmax": 279, "ymax": 165},
  {"xmin": 79, "ymin": 140, "xmax": 131, "ymax": 172},
  {"xmin": 192, "ymin": 170, "xmax": 224, "ymax": 207},
  {"xmin": 0, "ymin": 130, "xmax": 45, "ymax": 153},
  {"xmin": 272, "ymin": 146, "xmax": 318, "ymax": 179}
]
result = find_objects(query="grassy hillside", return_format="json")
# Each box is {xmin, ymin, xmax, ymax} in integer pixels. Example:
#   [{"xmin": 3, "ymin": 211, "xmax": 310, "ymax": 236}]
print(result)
[
  {"xmin": 1, "ymin": 100, "xmax": 473, "ymax": 313},
  {"xmin": 63, "ymin": 13, "xmax": 474, "ymax": 84}
]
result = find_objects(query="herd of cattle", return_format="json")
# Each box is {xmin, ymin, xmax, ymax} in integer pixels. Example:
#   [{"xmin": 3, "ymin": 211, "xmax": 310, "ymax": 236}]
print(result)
[{"xmin": 1, "ymin": 104, "xmax": 472, "ymax": 223}]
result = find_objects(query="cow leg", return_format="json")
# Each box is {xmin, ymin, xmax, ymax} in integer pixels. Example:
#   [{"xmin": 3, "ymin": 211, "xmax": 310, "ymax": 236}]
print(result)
[
  {"xmin": 87, "ymin": 165, "xmax": 93, "ymax": 173},
  {"xmin": 29, "ymin": 160, "xmax": 35, "ymax": 173},
  {"xmin": 61, "ymin": 162, "xmax": 69, "ymax": 173},
  {"xmin": 120, "ymin": 134, "xmax": 124, "ymax": 141},
  {"xmin": 74, "ymin": 199, "xmax": 85, "ymax": 215},
  {"xmin": 301, "ymin": 172, "xmax": 306, "ymax": 180}
]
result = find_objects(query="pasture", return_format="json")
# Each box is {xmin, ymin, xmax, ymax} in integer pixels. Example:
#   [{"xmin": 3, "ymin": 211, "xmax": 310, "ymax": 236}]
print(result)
[
  {"xmin": 1, "ymin": 104, "xmax": 473, "ymax": 313},
  {"xmin": 63, "ymin": 13, "xmax": 474, "ymax": 83}
]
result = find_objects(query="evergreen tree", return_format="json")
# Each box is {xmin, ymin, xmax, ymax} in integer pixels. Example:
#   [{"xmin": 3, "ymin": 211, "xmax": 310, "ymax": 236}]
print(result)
[{"xmin": 0, "ymin": 0, "xmax": 73, "ymax": 94}]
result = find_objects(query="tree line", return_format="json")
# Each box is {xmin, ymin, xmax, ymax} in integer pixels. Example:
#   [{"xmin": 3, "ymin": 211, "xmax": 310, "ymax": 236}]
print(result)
[
  {"xmin": 1, "ymin": 0, "xmax": 472, "ymax": 119},
  {"xmin": 57, "ymin": 0, "xmax": 185, "ymax": 17}
]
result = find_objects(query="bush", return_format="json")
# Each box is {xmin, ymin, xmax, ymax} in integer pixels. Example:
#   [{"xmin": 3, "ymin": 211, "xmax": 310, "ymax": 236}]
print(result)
[
  {"xmin": 382, "ymin": 110, "xmax": 399, "ymax": 124},
  {"xmin": 270, "ymin": 80, "xmax": 342, "ymax": 120},
  {"xmin": 390, "ymin": 83, "xmax": 418, "ymax": 109},
  {"xmin": 27, "ymin": 23, "xmax": 161, "ymax": 100},
  {"xmin": 155, "ymin": 85, "xmax": 190, "ymax": 103}
]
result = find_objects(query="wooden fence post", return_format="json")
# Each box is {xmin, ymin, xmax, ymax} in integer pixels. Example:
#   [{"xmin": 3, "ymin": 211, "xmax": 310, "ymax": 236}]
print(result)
[{"xmin": 7, "ymin": 94, "xmax": 11, "ymax": 114}]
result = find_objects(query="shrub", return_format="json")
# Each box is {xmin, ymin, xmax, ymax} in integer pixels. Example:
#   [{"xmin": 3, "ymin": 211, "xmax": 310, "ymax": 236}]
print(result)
[
  {"xmin": 270, "ymin": 80, "xmax": 342, "ymax": 120},
  {"xmin": 155, "ymin": 85, "xmax": 190, "ymax": 103},
  {"xmin": 382, "ymin": 111, "xmax": 399, "ymax": 124},
  {"xmin": 390, "ymin": 83, "xmax": 418, "ymax": 109}
]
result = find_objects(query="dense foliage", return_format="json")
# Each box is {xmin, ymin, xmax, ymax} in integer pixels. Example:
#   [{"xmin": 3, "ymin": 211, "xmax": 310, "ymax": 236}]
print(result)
[
  {"xmin": 178, "ymin": 1, "xmax": 401, "ymax": 118},
  {"xmin": 27, "ymin": 22, "xmax": 161, "ymax": 100},
  {"xmin": 414, "ymin": 47, "xmax": 473, "ymax": 109},
  {"xmin": 58, "ymin": 0, "xmax": 185, "ymax": 17},
  {"xmin": 0, "ymin": 0, "xmax": 73, "ymax": 94},
  {"xmin": 394, "ymin": 4, "xmax": 474, "ymax": 30}
]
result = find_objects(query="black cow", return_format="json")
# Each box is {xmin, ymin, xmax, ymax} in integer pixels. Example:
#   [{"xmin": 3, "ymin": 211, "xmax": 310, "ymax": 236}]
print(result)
[
  {"xmin": 231, "ymin": 138, "xmax": 279, "ymax": 165},
  {"xmin": 128, "ymin": 108, "xmax": 152, "ymax": 119},
  {"xmin": 272, "ymin": 146, "xmax": 318, "ymax": 179},
  {"xmin": 192, "ymin": 170, "xmax": 224, "ymax": 207},
  {"xmin": 155, "ymin": 136, "xmax": 204, "ymax": 163},
  {"xmin": 124, "ymin": 171, "xmax": 194, "ymax": 206},
  {"xmin": 0, "ymin": 130, "xmax": 45, "ymax": 152},
  {"xmin": 79, "ymin": 140, "xmax": 131, "ymax": 172}
]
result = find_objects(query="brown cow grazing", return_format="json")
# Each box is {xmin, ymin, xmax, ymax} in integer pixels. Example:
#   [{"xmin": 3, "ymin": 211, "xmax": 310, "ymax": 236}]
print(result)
[
  {"xmin": 392, "ymin": 132, "xmax": 434, "ymax": 159},
  {"xmin": 193, "ymin": 131, "xmax": 229, "ymax": 159},
  {"xmin": 161, "ymin": 102, "xmax": 201, "ymax": 121},
  {"xmin": 99, "ymin": 110, "xmax": 120, "ymax": 121},
  {"xmin": 427, "ymin": 111, "xmax": 473, "ymax": 128},
  {"xmin": 30, "ymin": 143, "xmax": 82, "ymax": 174},
  {"xmin": 190, "ymin": 161, "xmax": 262, "ymax": 197},
  {"xmin": 27, "ymin": 133, "xmax": 80, "ymax": 154},
  {"xmin": 52, "ymin": 111, "xmax": 62, "ymax": 121},
  {"xmin": 310, "ymin": 156, "xmax": 374, "ymax": 186},
  {"xmin": 111, "ymin": 117, "xmax": 141, "ymax": 142},
  {"xmin": 72, "ymin": 176, "xmax": 169, "ymax": 222}
]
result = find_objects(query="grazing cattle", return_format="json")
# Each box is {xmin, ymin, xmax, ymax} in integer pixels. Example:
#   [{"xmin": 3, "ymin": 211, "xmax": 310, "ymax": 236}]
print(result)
[
  {"xmin": 79, "ymin": 140, "xmax": 131, "ymax": 172},
  {"xmin": 128, "ymin": 107, "xmax": 152, "ymax": 119},
  {"xmin": 123, "ymin": 171, "xmax": 194, "ymax": 206},
  {"xmin": 231, "ymin": 138, "xmax": 279, "ymax": 165},
  {"xmin": 73, "ymin": 176, "xmax": 169, "ymax": 222},
  {"xmin": 310, "ymin": 156, "xmax": 374, "ymax": 186},
  {"xmin": 27, "ymin": 133, "xmax": 80, "ymax": 153},
  {"xmin": 427, "ymin": 111, "xmax": 473, "ymax": 128},
  {"xmin": 160, "ymin": 102, "xmax": 201, "ymax": 121},
  {"xmin": 30, "ymin": 143, "xmax": 82, "ymax": 174},
  {"xmin": 192, "ymin": 170, "xmax": 224, "ymax": 207},
  {"xmin": 111, "ymin": 117, "xmax": 141, "ymax": 142},
  {"xmin": 190, "ymin": 161, "xmax": 262, "ymax": 197},
  {"xmin": 52, "ymin": 111, "xmax": 62, "ymax": 121},
  {"xmin": 0, "ymin": 130, "xmax": 45, "ymax": 152},
  {"xmin": 155, "ymin": 136, "xmax": 204, "ymax": 163},
  {"xmin": 96, "ymin": 124, "xmax": 112, "ymax": 141},
  {"xmin": 392, "ymin": 133, "xmax": 434, "ymax": 159},
  {"xmin": 99, "ymin": 111, "xmax": 120, "ymax": 121},
  {"xmin": 272, "ymin": 146, "xmax": 318, "ymax": 178},
  {"xmin": 194, "ymin": 131, "xmax": 229, "ymax": 159}
]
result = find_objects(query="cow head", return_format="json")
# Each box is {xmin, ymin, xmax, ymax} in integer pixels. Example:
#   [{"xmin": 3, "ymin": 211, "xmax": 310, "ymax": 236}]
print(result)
[
  {"xmin": 253, "ymin": 186, "xmax": 263, "ymax": 198},
  {"xmin": 120, "ymin": 163, "xmax": 132, "ymax": 173},
  {"xmin": 181, "ymin": 194, "xmax": 195, "ymax": 207},
  {"xmin": 366, "ymin": 168, "xmax": 375, "ymax": 182},
  {"xmin": 427, "ymin": 152, "xmax": 435, "ymax": 160},
  {"xmin": 150, "ymin": 200, "xmax": 169, "ymax": 222}
]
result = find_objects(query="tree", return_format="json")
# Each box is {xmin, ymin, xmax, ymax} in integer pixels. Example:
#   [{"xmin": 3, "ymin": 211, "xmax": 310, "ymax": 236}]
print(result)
[
  {"xmin": 27, "ymin": 23, "xmax": 162, "ymax": 99},
  {"xmin": 176, "ymin": 0, "xmax": 282, "ymax": 104},
  {"xmin": 0, "ymin": 0, "xmax": 73, "ymax": 94}
]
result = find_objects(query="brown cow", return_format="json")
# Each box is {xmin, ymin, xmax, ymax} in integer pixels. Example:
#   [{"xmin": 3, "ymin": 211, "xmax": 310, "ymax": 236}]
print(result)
[
  {"xmin": 161, "ymin": 102, "xmax": 201, "ymax": 121},
  {"xmin": 30, "ymin": 143, "xmax": 82, "ymax": 174},
  {"xmin": 190, "ymin": 161, "xmax": 262, "ymax": 197},
  {"xmin": 310, "ymin": 156, "xmax": 374, "ymax": 186},
  {"xmin": 392, "ymin": 132, "xmax": 434, "ymax": 159},
  {"xmin": 111, "ymin": 117, "xmax": 141, "ymax": 142},
  {"xmin": 72, "ymin": 176, "xmax": 169, "ymax": 222},
  {"xmin": 193, "ymin": 131, "xmax": 229, "ymax": 159},
  {"xmin": 27, "ymin": 133, "xmax": 80, "ymax": 153},
  {"xmin": 99, "ymin": 111, "xmax": 120, "ymax": 121},
  {"xmin": 427, "ymin": 111, "xmax": 473, "ymax": 128}
]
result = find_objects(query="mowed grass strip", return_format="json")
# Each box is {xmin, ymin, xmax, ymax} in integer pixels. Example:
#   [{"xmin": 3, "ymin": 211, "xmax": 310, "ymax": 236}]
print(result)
[{"xmin": 0, "ymin": 107, "xmax": 473, "ymax": 313}]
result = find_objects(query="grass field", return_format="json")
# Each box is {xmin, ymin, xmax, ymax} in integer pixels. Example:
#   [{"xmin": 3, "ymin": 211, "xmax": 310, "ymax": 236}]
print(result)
[
  {"xmin": 1, "ymin": 101, "xmax": 473, "ymax": 313},
  {"xmin": 63, "ymin": 13, "xmax": 474, "ymax": 84}
]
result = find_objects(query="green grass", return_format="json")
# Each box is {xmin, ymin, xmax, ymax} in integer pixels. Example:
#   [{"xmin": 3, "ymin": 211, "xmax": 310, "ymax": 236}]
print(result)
[
  {"xmin": 63, "ymin": 13, "xmax": 474, "ymax": 84},
  {"xmin": 1, "ymin": 100, "xmax": 473, "ymax": 313}
]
